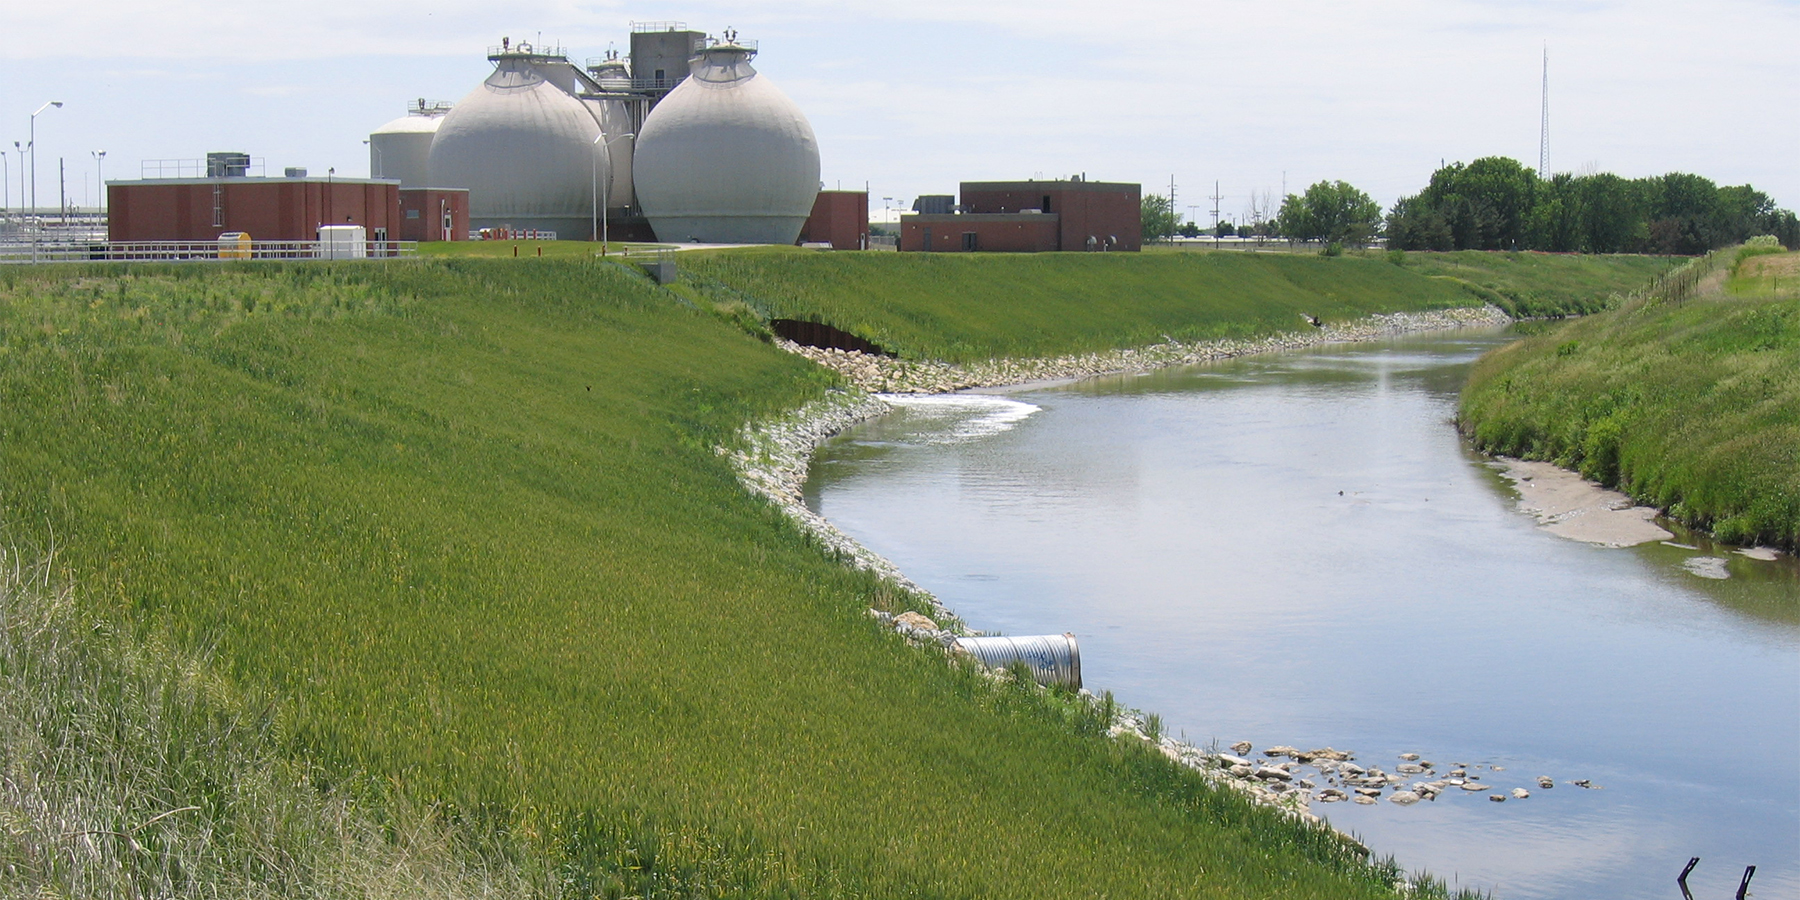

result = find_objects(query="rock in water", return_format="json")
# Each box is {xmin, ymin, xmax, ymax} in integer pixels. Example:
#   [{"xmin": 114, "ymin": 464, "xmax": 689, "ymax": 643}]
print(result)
[
  {"xmin": 1306, "ymin": 747, "xmax": 1352, "ymax": 761},
  {"xmin": 1353, "ymin": 795, "xmax": 1378, "ymax": 805},
  {"xmin": 1253, "ymin": 767, "xmax": 1292, "ymax": 781},
  {"xmin": 1489, "ymin": 794, "xmax": 1507, "ymax": 802},
  {"xmin": 1399, "ymin": 753, "xmax": 1421, "ymax": 761},
  {"xmin": 1536, "ymin": 776, "xmax": 1554, "ymax": 789},
  {"xmin": 1389, "ymin": 791, "xmax": 1421, "ymax": 805},
  {"xmin": 1230, "ymin": 740, "xmax": 1253, "ymax": 755},
  {"xmin": 1263, "ymin": 745, "xmax": 1300, "ymax": 758},
  {"xmin": 1397, "ymin": 764, "xmax": 1426, "ymax": 774},
  {"xmin": 1511, "ymin": 788, "xmax": 1530, "ymax": 799},
  {"xmin": 1681, "ymin": 557, "xmax": 1732, "ymax": 580},
  {"xmin": 1461, "ymin": 783, "xmax": 1491, "ymax": 792},
  {"xmin": 1217, "ymin": 754, "xmax": 1253, "ymax": 768}
]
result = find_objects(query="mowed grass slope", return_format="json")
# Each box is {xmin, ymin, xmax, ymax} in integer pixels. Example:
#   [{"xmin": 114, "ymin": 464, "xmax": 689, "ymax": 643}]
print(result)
[
  {"xmin": 1460, "ymin": 248, "xmax": 1800, "ymax": 547},
  {"xmin": 0, "ymin": 260, "xmax": 1403, "ymax": 899},
  {"xmin": 678, "ymin": 248, "xmax": 1679, "ymax": 362},
  {"xmin": 1395, "ymin": 250, "xmax": 1680, "ymax": 318}
]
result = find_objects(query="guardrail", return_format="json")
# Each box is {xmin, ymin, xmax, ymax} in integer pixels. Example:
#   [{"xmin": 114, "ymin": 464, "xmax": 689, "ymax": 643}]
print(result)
[{"xmin": 0, "ymin": 240, "xmax": 418, "ymax": 263}]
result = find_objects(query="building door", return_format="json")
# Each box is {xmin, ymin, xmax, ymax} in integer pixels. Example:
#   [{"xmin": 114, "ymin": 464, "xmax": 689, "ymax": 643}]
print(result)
[
  {"xmin": 922, "ymin": 227, "xmax": 932, "ymax": 252},
  {"xmin": 962, "ymin": 232, "xmax": 978, "ymax": 251},
  {"xmin": 442, "ymin": 200, "xmax": 454, "ymax": 241}
]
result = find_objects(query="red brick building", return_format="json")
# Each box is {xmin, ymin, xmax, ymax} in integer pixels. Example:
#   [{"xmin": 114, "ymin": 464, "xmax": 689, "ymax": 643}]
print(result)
[
  {"xmin": 397, "ymin": 188, "xmax": 471, "ymax": 242},
  {"xmin": 108, "ymin": 177, "xmax": 404, "ymax": 243},
  {"xmin": 797, "ymin": 190, "xmax": 868, "ymax": 250},
  {"xmin": 898, "ymin": 179, "xmax": 1141, "ymax": 252},
  {"xmin": 901, "ymin": 213, "xmax": 1061, "ymax": 252}
]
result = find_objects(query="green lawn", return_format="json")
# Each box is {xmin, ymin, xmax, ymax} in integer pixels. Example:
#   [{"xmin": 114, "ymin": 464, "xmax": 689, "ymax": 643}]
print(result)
[
  {"xmin": 1, "ymin": 258, "xmax": 1429, "ymax": 899},
  {"xmin": 1460, "ymin": 247, "xmax": 1800, "ymax": 547},
  {"xmin": 676, "ymin": 247, "xmax": 1677, "ymax": 362},
  {"xmin": 1395, "ymin": 249, "xmax": 1680, "ymax": 318}
]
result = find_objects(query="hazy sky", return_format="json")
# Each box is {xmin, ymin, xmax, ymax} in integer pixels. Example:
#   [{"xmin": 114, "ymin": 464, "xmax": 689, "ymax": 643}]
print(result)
[{"xmin": 3, "ymin": 1, "xmax": 1796, "ymax": 221}]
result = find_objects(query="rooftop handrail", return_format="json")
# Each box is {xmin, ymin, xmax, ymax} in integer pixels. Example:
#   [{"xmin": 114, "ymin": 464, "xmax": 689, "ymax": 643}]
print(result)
[{"xmin": 139, "ymin": 158, "xmax": 268, "ymax": 179}]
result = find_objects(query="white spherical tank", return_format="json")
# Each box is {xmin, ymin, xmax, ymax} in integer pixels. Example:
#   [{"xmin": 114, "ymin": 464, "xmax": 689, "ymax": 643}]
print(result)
[
  {"xmin": 428, "ymin": 59, "xmax": 607, "ymax": 237},
  {"xmin": 633, "ymin": 40, "xmax": 820, "ymax": 244},
  {"xmin": 369, "ymin": 102, "xmax": 448, "ymax": 189}
]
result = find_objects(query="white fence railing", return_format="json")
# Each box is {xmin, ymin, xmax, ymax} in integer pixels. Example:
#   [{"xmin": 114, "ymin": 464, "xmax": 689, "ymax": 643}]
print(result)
[{"xmin": 0, "ymin": 240, "xmax": 418, "ymax": 263}]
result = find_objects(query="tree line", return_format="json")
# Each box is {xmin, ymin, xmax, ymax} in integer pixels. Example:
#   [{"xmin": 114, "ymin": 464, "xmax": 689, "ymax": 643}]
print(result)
[{"xmin": 1142, "ymin": 156, "xmax": 1799, "ymax": 254}]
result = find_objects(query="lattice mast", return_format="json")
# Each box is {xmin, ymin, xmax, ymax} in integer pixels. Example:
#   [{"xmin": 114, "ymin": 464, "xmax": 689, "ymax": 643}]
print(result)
[{"xmin": 1538, "ymin": 44, "xmax": 1550, "ymax": 180}]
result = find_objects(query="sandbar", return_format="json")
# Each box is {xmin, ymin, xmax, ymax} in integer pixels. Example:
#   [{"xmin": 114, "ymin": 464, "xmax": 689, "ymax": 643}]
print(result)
[{"xmin": 1492, "ymin": 458, "xmax": 1673, "ymax": 548}]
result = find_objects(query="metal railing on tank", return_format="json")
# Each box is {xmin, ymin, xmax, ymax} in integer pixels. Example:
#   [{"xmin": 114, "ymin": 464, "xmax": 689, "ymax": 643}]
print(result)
[{"xmin": 0, "ymin": 239, "xmax": 418, "ymax": 263}]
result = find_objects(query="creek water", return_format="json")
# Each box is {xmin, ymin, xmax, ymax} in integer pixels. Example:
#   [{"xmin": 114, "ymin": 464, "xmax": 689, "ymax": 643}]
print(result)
[{"xmin": 803, "ymin": 329, "xmax": 1800, "ymax": 900}]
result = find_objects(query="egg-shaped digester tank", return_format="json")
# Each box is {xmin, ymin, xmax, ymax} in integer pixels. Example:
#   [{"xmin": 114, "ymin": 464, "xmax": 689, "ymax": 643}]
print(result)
[
  {"xmin": 632, "ymin": 37, "xmax": 820, "ymax": 244},
  {"xmin": 428, "ymin": 50, "xmax": 607, "ymax": 237},
  {"xmin": 369, "ymin": 100, "xmax": 450, "ymax": 188}
]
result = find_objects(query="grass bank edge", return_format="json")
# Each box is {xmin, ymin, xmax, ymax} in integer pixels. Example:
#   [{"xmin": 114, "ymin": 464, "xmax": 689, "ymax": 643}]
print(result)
[
  {"xmin": 0, "ymin": 259, "xmax": 1466, "ymax": 899},
  {"xmin": 1459, "ymin": 240, "xmax": 1800, "ymax": 549}
]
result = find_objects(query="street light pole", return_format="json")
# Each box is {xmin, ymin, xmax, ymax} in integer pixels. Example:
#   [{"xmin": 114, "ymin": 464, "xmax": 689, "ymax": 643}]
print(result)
[
  {"xmin": 29, "ymin": 100, "xmax": 63, "ymax": 218},
  {"xmin": 2, "ymin": 150, "xmax": 8, "ymax": 215},
  {"xmin": 91, "ymin": 150, "xmax": 106, "ymax": 213},
  {"xmin": 592, "ymin": 131, "xmax": 634, "ymax": 255}
]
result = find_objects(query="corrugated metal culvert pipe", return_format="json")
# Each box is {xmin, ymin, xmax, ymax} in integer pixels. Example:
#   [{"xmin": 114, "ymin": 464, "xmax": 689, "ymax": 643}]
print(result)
[{"xmin": 953, "ymin": 634, "xmax": 1081, "ymax": 689}]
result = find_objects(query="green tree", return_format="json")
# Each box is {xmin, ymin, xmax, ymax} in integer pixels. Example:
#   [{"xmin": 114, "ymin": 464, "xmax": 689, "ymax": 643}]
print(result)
[
  {"xmin": 1275, "ymin": 180, "xmax": 1382, "ymax": 246},
  {"xmin": 1141, "ymin": 194, "xmax": 1178, "ymax": 242}
]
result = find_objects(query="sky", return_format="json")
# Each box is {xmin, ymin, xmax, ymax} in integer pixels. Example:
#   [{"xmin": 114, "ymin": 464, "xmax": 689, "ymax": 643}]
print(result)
[{"xmin": 2, "ymin": 1, "xmax": 1796, "ymax": 222}]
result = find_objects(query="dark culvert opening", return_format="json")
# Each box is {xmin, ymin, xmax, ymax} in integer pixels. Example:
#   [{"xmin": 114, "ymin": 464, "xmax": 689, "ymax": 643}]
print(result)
[{"xmin": 770, "ymin": 319, "xmax": 896, "ymax": 357}]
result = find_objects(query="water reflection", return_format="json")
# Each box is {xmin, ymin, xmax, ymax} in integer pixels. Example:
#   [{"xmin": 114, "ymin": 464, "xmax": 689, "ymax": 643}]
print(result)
[{"xmin": 806, "ymin": 330, "xmax": 1799, "ymax": 900}]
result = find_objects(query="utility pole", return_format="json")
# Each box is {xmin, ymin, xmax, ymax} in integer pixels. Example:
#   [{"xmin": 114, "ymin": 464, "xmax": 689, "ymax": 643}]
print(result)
[
  {"xmin": 1168, "ymin": 174, "xmax": 1177, "ymax": 219},
  {"xmin": 60, "ymin": 157, "xmax": 66, "ymax": 225},
  {"xmin": 1209, "ymin": 180, "xmax": 1223, "ymax": 230}
]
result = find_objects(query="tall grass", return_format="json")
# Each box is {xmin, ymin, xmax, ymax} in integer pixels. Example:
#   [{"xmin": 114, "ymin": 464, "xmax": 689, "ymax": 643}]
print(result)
[
  {"xmin": 0, "ymin": 259, "xmax": 1445, "ymax": 898},
  {"xmin": 1460, "ymin": 246, "xmax": 1800, "ymax": 547},
  {"xmin": 0, "ymin": 543, "xmax": 543, "ymax": 900}
]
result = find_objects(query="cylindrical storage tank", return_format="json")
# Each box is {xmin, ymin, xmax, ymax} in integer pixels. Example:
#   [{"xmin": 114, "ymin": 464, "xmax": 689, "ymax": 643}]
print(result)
[
  {"xmin": 954, "ymin": 634, "xmax": 1081, "ymax": 690},
  {"xmin": 368, "ymin": 107, "xmax": 446, "ymax": 188},
  {"xmin": 632, "ymin": 39, "xmax": 820, "ymax": 244},
  {"xmin": 428, "ymin": 60, "xmax": 607, "ymax": 238}
]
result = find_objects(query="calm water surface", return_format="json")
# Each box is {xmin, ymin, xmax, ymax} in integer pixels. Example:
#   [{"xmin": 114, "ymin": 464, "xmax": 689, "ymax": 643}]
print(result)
[{"xmin": 804, "ymin": 330, "xmax": 1800, "ymax": 900}]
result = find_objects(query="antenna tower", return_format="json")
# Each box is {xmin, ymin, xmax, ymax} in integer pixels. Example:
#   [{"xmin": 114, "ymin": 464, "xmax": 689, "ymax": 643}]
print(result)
[{"xmin": 1538, "ymin": 43, "xmax": 1550, "ymax": 180}]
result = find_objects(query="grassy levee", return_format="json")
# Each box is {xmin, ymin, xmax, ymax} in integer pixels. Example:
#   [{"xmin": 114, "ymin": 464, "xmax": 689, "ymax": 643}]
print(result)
[
  {"xmin": 1460, "ymin": 244, "xmax": 1800, "ymax": 548},
  {"xmin": 1393, "ymin": 250, "xmax": 1680, "ymax": 318},
  {"xmin": 676, "ymin": 249, "xmax": 1680, "ymax": 363},
  {"xmin": 1, "ymin": 259, "xmax": 1425, "ymax": 899},
  {"xmin": 678, "ymin": 248, "xmax": 1483, "ymax": 362}
]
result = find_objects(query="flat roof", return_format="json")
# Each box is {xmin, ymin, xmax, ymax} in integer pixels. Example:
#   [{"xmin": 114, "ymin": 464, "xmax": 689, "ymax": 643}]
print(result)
[
  {"xmin": 108, "ymin": 177, "xmax": 401, "ymax": 187},
  {"xmin": 962, "ymin": 180, "xmax": 1138, "ymax": 193},
  {"xmin": 902, "ymin": 213, "xmax": 1061, "ymax": 223}
]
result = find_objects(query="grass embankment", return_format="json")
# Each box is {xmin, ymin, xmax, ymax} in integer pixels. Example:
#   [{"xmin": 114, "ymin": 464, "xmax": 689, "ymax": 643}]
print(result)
[
  {"xmin": 1394, "ymin": 250, "xmax": 1680, "ymax": 318},
  {"xmin": 1460, "ymin": 243, "xmax": 1800, "ymax": 547},
  {"xmin": 675, "ymin": 248, "xmax": 1678, "ymax": 362},
  {"xmin": 1, "ymin": 259, "xmax": 1426, "ymax": 899}
]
